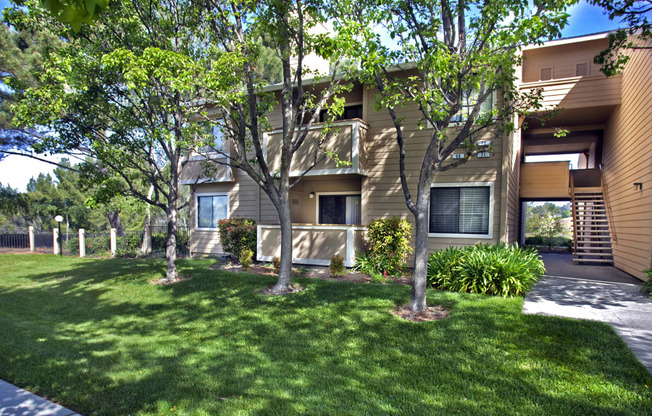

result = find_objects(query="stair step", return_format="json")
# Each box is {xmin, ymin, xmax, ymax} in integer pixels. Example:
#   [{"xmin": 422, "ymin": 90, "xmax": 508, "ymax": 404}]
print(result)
[
  {"xmin": 572, "ymin": 258, "xmax": 614, "ymax": 264},
  {"xmin": 575, "ymin": 249, "xmax": 613, "ymax": 253}
]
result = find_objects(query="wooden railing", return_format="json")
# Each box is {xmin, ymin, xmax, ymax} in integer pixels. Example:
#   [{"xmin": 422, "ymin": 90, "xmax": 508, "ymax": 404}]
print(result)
[{"xmin": 570, "ymin": 173, "xmax": 578, "ymax": 253}]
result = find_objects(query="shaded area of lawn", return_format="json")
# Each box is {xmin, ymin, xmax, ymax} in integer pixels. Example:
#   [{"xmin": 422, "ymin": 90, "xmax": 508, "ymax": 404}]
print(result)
[{"xmin": 0, "ymin": 254, "xmax": 650, "ymax": 416}]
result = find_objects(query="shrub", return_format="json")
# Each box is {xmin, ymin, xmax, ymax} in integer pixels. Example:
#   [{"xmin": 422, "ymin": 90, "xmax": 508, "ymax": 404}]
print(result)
[
  {"xmin": 116, "ymin": 233, "xmax": 142, "ymax": 258},
  {"xmin": 329, "ymin": 253, "xmax": 346, "ymax": 276},
  {"xmin": 642, "ymin": 266, "xmax": 652, "ymax": 299},
  {"xmin": 152, "ymin": 232, "xmax": 190, "ymax": 256},
  {"xmin": 65, "ymin": 237, "xmax": 80, "ymax": 256},
  {"xmin": 217, "ymin": 218, "xmax": 256, "ymax": 261},
  {"xmin": 240, "ymin": 248, "xmax": 253, "ymax": 271},
  {"xmin": 525, "ymin": 236, "xmax": 572, "ymax": 249},
  {"xmin": 272, "ymin": 257, "xmax": 280, "ymax": 274},
  {"xmin": 427, "ymin": 243, "xmax": 545, "ymax": 297},
  {"xmin": 353, "ymin": 252, "xmax": 386, "ymax": 282},
  {"xmin": 364, "ymin": 217, "xmax": 412, "ymax": 277}
]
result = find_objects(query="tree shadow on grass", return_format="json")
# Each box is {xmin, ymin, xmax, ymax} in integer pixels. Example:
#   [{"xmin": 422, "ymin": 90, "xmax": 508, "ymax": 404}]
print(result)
[{"xmin": 0, "ymin": 255, "xmax": 650, "ymax": 415}]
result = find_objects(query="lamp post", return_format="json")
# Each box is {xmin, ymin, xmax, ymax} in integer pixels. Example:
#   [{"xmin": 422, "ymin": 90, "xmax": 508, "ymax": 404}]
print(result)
[{"xmin": 55, "ymin": 215, "xmax": 63, "ymax": 256}]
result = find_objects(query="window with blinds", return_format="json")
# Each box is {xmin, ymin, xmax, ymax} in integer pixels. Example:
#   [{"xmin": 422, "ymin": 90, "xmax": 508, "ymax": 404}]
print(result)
[
  {"xmin": 575, "ymin": 62, "xmax": 589, "ymax": 77},
  {"xmin": 540, "ymin": 67, "xmax": 553, "ymax": 81},
  {"xmin": 430, "ymin": 186, "xmax": 490, "ymax": 235},
  {"xmin": 319, "ymin": 194, "xmax": 361, "ymax": 225}
]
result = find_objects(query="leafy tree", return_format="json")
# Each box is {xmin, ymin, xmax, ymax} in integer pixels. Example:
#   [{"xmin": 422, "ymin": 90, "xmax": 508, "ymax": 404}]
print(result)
[
  {"xmin": 590, "ymin": 0, "xmax": 652, "ymax": 75},
  {"xmin": 525, "ymin": 203, "xmax": 568, "ymax": 243},
  {"xmin": 37, "ymin": 0, "xmax": 108, "ymax": 32},
  {"xmin": 199, "ymin": 0, "xmax": 354, "ymax": 292},
  {"xmin": 0, "ymin": 15, "xmax": 66, "ymax": 165},
  {"xmin": 349, "ymin": 0, "xmax": 573, "ymax": 312},
  {"xmin": 9, "ymin": 0, "xmax": 240, "ymax": 281}
]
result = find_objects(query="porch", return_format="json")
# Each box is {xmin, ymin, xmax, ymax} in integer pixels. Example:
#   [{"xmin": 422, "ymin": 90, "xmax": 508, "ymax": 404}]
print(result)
[{"xmin": 256, "ymin": 223, "xmax": 366, "ymax": 267}]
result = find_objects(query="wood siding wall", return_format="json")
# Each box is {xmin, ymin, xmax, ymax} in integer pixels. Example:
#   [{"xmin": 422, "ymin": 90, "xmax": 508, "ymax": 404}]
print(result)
[
  {"xmin": 501, "ymin": 127, "xmax": 522, "ymax": 243},
  {"xmin": 522, "ymin": 39, "xmax": 608, "ymax": 82},
  {"xmin": 519, "ymin": 161, "xmax": 570, "ymax": 199},
  {"xmin": 603, "ymin": 43, "xmax": 652, "ymax": 280}
]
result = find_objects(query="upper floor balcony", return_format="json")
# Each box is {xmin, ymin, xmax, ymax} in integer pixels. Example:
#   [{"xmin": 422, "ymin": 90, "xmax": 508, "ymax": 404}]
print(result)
[
  {"xmin": 519, "ymin": 75, "xmax": 622, "ymax": 112},
  {"xmin": 263, "ymin": 118, "xmax": 369, "ymax": 177}
]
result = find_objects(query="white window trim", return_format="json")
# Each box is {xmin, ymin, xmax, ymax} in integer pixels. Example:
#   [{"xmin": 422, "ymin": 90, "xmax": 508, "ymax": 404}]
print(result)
[
  {"xmin": 195, "ymin": 192, "xmax": 229, "ymax": 231},
  {"xmin": 315, "ymin": 191, "xmax": 362, "ymax": 225},
  {"xmin": 428, "ymin": 182, "xmax": 494, "ymax": 239}
]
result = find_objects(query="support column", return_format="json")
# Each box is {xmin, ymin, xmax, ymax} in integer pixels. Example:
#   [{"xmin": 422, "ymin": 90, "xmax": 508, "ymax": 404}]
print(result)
[
  {"xmin": 110, "ymin": 228, "xmax": 117, "ymax": 256},
  {"xmin": 53, "ymin": 228, "xmax": 60, "ymax": 255},
  {"xmin": 28, "ymin": 226, "xmax": 35, "ymax": 252},
  {"xmin": 79, "ymin": 229, "xmax": 86, "ymax": 258},
  {"xmin": 345, "ymin": 228, "xmax": 355, "ymax": 268}
]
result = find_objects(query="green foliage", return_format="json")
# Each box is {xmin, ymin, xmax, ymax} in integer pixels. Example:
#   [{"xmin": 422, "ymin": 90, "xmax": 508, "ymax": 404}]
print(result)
[
  {"xmin": 38, "ymin": 0, "xmax": 109, "ymax": 32},
  {"xmin": 525, "ymin": 236, "xmax": 573, "ymax": 249},
  {"xmin": 427, "ymin": 244, "xmax": 545, "ymax": 297},
  {"xmin": 240, "ymin": 248, "xmax": 253, "ymax": 271},
  {"xmin": 352, "ymin": 252, "xmax": 386, "ymax": 282},
  {"xmin": 272, "ymin": 257, "xmax": 280, "ymax": 274},
  {"xmin": 115, "ymin": 233, "xmax": 142, "ymax": 258},
  {"xmin": 329, "ymin": 253, "xmax": 346, "ymax": 276},
  {"xmin": 363, "ymin": 217, "xmax": 412, "ymax": 277},
  {"xmin": 84, "ymin": 233, "xmax": 110, "ymax": 256},
  {"xmin": 642, "ymin": 266, "xmax": 652, "ymax": 298},
  {"xmin": 151, "ymin": 232, "xmax": 189, "ymax": 257},
  {"xmin": 65, "ymin": 236, "xmax": 79, "ymax": 255},
  {"xmin": 216, "ymin": 218, "xmax": 256, "ymax": 261},
  {"xmin": 525, "ymin": 202, "xmax": 571, "ymax": 246}
]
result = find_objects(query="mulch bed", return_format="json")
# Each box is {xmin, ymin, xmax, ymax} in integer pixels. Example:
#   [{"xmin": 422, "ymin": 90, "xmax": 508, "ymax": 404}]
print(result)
[
  {"xmin": 210, "ymin": 258, "xmax": 413, "ymax": 285},
  {"xmin": 391, "ymin": 304, "xmax": 450, "ymax": 322},
  {"xmin": 150, "ymin": 275, "xmax": 192, "ymax": 285}
]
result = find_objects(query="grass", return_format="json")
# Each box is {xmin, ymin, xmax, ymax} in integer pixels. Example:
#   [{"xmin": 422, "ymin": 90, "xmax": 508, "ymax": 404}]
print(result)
[{"xmin": 0, "ymin": 254, "xmax": 650, "ymax": 416}]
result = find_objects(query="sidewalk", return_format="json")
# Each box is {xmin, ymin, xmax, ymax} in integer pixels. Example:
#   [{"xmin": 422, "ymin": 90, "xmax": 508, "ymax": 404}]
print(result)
[
  {"xmin": 523, "ymin": 275, "xmax": 652, "ymax": 374},
  {"xmin": 0, "ymin": 379, "xmax": 81, "ymax": 416}
]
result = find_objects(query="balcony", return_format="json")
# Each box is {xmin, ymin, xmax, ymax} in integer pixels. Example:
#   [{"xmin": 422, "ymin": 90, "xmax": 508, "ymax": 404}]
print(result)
[
  {"xmin": 519, "ymin": 75, "xmax": 621, "ymax": 112},
  {"xmin": 520, "ymin": 161, "xmax": 570, "ymax": 199},
  {"xmin": 256, "ymin": 223, "xmax": 366, "ymax": 267},
  {"xmin": 263, "ymin": 119, "xmax": 368, "ymax": 177}
]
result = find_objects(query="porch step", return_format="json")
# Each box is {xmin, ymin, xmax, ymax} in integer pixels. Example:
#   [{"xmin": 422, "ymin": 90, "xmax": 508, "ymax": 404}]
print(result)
[{"xmin": 572, "ymin": 258, "xmax": 614, "ymax": 264}]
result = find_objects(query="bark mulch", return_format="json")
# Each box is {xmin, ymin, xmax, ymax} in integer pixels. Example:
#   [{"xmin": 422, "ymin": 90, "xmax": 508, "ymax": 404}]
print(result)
[{"xmin": 391, "ymin": 304, "xmax": 450, "ymax": 322}]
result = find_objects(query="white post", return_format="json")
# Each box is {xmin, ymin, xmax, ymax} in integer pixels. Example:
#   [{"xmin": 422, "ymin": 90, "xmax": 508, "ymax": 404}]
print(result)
[
  {"xmin": 110, "ymin": 228, "xmax": 117, "ymax": 256},
  {"xmin": 53, "ymin": 228, "xmax": 60, "ymax": 255},
  {"xmin": 28, "ymin": 226, "xmax": 35, "ymax": 252},
  {"xmin": 79, "ymin": 229, "xmax": 86, "ymax": 258},
  {"xmin": 345, "ymin": 228, "xmax": 355, "ymax": 268}
]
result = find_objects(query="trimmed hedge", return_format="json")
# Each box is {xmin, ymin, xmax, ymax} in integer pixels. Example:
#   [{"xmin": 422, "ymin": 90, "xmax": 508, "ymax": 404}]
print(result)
[
  {"xmin": 427, "ymin": 243, "xmax": 545, "ymax": 297},
  {"xmin": 525, "ymin": 236, "xmax": 572, "ymax": 249},
  {"xmin": 356, "ymin": 217, "xmax": 412, "ymax": 277}
]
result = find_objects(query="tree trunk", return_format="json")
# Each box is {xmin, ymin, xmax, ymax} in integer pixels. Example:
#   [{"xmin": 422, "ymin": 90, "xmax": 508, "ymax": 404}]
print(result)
[
  {"xmin": 272, "ymin": 195, "xmax": 293, "ymax": 292},
  {"xmin": 165, "ymin": 203, "xmax": 179, "ymax": 282},
  {"xmin": 140, "ymin": 185, "xmax": 154, "ymax": 255},
  {"xmin": 409, "ymin": 191, "xmax": 431, "ymax": 312},
  {"xmin": 107, "ymin": 211, "xmax": 124, "ymax": 236}
]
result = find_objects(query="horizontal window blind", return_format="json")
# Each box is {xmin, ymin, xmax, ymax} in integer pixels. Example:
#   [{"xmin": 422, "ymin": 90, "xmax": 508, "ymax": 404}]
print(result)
[{"xmin": 430, "ymin": 186, "xmax": 490, "ymax": 235}]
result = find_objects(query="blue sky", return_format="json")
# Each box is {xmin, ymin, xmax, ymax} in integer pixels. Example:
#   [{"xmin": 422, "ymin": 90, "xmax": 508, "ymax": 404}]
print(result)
[{"xmin": 0, "ymin": 1, "xmax": 634, "ymax": 191}]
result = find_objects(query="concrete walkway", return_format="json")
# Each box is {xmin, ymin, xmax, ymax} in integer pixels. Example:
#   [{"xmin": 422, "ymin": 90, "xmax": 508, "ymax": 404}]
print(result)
[
  {"xmin": 0, "ymin": 379, "xmax": 81, "ymax": 416},
  {"xmin": 523, "ymin": 254, "xmax": 652, "ymax": 373}
]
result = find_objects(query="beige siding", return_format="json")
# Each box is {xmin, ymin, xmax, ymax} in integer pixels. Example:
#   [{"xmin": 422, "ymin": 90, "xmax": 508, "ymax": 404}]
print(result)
[
  {"xmin": 501, "ymin": 128, "xmax": 522, "ymax": 243},
  {"xmin": 522, "ymin": 39, "xmax": 608, "ymax": 82},
  {"xmin": 180, "ymin": 158, "xmax": 232, "ymax": 183},
  {"xmin": 519, "ymin": 161, "xmax": 570, "ymax": 199},
  {"xmin": 259, "ymin": 226, "xmax": 349, "ymax": 261},
  {"xmin": 603, "ymin": 42, "xmax": 652, "ymax": 280},
  {"xmin": 363, "ymin": 86, "xmax": 505, "ymax": 255}
]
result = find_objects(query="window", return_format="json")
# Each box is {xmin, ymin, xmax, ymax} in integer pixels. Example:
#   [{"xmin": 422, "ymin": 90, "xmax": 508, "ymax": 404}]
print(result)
[
  {"xmin": 197, "ymin": 194, "xmax": 228, "ymax": 228},
  {"xmin": 201, "ymin": 119, "xmax": 224, "ymax": 153},
  {"xmin": 450, "ymin": 92, "xmax": 493, "ymax": 123},
  {"xmin": 319, "ymin": 104, "xmax": 363, "ymax": 122},
  {"xmin": 318, "ymin": 194, "xmax": 361, "ymax": 225},
  {"xmin": 429, "ymin": 185, "xmax": 491, "ymax": 236}
]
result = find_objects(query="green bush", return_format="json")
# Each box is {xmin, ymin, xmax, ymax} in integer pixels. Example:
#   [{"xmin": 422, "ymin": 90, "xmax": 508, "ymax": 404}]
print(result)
[
  {"xmin": 116, "ymin": 233, "xmax": 142, "ymax": 258},
  {"xmin": 151, "ymin": 231, "xmax": 189, "ymax": 256},
  {"xmin": 352, "ymin": 252, "xmax": 386, "ymax": 282},
  {"xmin": 240, "ymin": 248, "xmax": 253, "ymax": 271},
  {"xmin": 217, "ymin": 218, "xmax": 256, "ymax": 261},
  {"xmin": 363, "ymin": 217, "xmax": 412, "ymax": 277},
  {"xmin": 642, "ymin": 266, "xmax": 652, "ymax": 299},
  {"xmin": 525, "ymin": 236, "xmax": 572, "ymax": 249},
  {"xmin": 65, "ymin": 237, "xmax": 80, "ymax": 256},
  {"xmin": 272, "ymin": 257, "xmax": 280, "ymax": 274},
  {"xmin": 85, "ymin": 234, "xmax": 111, "ymax": 256},
  {"xmin": 427, "ymin": 243, "xmax": 545, "ymax": 297},
  {"xmin": 329, "ymin": 253, "xmax": 345, "ymax": 276}
]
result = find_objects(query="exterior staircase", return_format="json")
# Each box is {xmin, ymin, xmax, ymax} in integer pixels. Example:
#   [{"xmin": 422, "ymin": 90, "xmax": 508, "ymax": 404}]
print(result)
[{"xmin": 571, "ymin": 187, "xmax": 614, "ymax": 264}]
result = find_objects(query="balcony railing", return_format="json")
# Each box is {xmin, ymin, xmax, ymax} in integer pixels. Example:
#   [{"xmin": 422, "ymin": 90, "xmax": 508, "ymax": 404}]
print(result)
[
  {"xmin": 519, "ymin": 75, "xmax": 621, "ymax": 111},
  {"xmin": 257, "ymin": 223, "xmax": 366, "ymax": 267},
  {"xmin": 263, "ymin": 119, "xmax": 369, "ymax": 177}
]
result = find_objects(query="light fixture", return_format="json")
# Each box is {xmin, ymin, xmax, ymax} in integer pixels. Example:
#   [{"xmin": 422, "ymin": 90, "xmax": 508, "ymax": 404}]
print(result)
[
  {"xmin": 54, "ymin": 215, "xmax": 64, "ymax": 257},
  {"xmin": 309, "ymin": 192, "xmax": 315, "ymax": 199},
  {"xmin": 634, "ymin": 182, "xmax": 643, "ymax": 191}
]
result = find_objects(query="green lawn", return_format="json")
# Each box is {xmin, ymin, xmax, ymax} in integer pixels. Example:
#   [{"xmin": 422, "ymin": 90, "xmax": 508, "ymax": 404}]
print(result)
[{"xmin": 0, "ymin": 255, "xmax": 650, "ymax": 416}]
